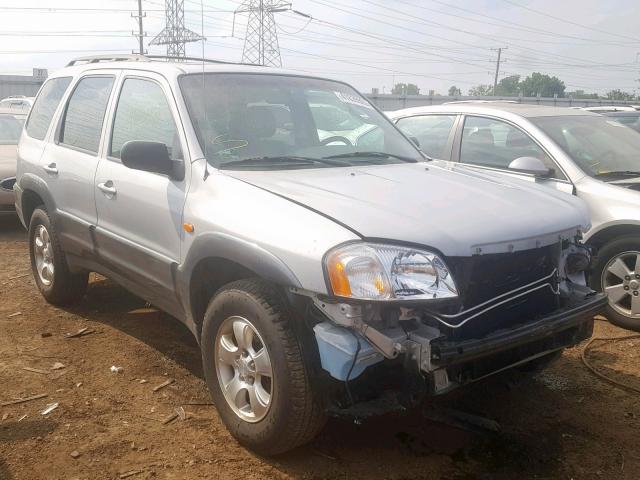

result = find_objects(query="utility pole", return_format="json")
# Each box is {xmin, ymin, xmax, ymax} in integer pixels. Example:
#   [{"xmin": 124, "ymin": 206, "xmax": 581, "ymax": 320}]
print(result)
[
  {"xmin": 491, "ymin": 47, "xmax": 507, "ymax": 96},
  {"xmin": 150, "ymin": 0, "xmax": 203, "ymax": 58},
  {"xmin": 234, "ymin": 0, "xmax": 291, "ymax": 67},
  {"xmin": 132, "ymin": 0, "xmax": 146, "ymax": 55}
]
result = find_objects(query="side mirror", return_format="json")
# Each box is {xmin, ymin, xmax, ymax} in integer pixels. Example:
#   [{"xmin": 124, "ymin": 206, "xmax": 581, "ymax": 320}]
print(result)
[
  {"xmin": 409, "ymin": 136, "xmax": 420, "ymax": 148},
  {"xmin": 121, "ymin": 141, "xmax": 184, "ymax": 180},
  {"xmin": 508, "ymin": 156, "xmax": 551, "ymax": 177}
]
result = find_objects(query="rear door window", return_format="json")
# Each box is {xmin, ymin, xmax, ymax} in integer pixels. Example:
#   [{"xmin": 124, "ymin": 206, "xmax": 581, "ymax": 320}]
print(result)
[
  {"xmin": 396, "ymin": 115, "xmax": 456, "ymax": 159},
  {"xmin": 26, "ymin": 77, "xmax": 72, "ymax": 140},
  {"xmin": 59, "ymin": 76, "xmax": 114, "ymax": 154}
]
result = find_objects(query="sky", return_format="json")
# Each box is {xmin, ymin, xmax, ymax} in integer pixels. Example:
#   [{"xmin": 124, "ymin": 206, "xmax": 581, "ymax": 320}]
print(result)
[{"xmin": 0, "ymin": 0, "xmax": 639, "ymax": 96}]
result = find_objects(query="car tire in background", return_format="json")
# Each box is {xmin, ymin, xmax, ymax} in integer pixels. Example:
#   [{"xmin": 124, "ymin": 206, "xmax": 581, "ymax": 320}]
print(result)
[
  {"xmin": 201, "ymin": 278, "xmax": 327, "ymax": 455},
  {"xmin": 591, "ymin": 235, "xmax": 640, "ymax": 332},
  {"xmin": 28, "ymin": 207, "xmax": 88, "ymax": 306}
]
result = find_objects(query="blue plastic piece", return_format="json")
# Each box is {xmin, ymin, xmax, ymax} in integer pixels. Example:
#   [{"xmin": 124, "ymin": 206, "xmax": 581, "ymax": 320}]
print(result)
[{"xmin": 313, "ymin": 322, "xmax": 384, "ymax": 381}]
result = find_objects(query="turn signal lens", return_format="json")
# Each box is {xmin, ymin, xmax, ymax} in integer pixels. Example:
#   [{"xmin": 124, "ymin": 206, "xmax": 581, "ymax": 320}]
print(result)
[{"xmin": 326, "ymin": 244, "xmax": 391, "ymax": 300}]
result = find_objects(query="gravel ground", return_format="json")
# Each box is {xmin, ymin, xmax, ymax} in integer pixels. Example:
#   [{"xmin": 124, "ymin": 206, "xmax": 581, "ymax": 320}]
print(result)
[{"xmin": 1, "ymin": 215, "xmax": 639, "ymax": 480}]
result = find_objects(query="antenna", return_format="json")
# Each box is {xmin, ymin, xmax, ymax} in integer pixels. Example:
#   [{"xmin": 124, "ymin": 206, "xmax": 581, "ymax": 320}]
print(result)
[
  {"xmin": 234, "ymin": 0, "xmax": 291, "ymax": 67},
  {"xmin": 150, "ymin": 0, "xmax": 204, "ymax": 58}
]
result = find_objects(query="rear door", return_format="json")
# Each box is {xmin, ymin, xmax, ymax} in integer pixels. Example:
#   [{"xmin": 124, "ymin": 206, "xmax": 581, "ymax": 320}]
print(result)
[
  {"xmin": 454, "ymin": 115, "xmax": 574, "ymax": 194},
  {"xmin": 94, "ymin": 72, "xmax": 188, "ymax": 313},
  {"xmin": 40, "ymin": 73, "xmax": 117, "ymax": 254},
  {"xmin": 394, "ymin": 114, "xmax": 459, "ymax": 160}
]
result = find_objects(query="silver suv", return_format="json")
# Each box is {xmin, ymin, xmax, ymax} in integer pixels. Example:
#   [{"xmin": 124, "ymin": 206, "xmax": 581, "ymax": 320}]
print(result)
[{"xmin": 15, "ymin": 56, "xmax": 605, "ymax": 455}]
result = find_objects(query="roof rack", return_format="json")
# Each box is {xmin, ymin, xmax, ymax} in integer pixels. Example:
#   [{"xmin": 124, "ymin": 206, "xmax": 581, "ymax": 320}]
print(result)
[{"xmin": 66, "ymin": 53, "xmax": 264, "ymax": 68}]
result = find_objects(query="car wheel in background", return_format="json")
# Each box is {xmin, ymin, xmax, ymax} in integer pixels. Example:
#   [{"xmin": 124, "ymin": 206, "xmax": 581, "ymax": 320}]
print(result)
[
  {"xmin": 591, "ymin": 235, "xmax": 640, "ymax": 332},
  {"xmin": 201, "ymin": 278, "xmax": 327, "ymax": 455},
  {"xmin": 28, "ymin": 207, "xmax": 88, "ymax": 306}
]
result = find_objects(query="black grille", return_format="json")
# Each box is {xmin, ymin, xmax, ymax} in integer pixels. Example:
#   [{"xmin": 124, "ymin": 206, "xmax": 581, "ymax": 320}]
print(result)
[{"xmin": 438, "ymin": 244, "xmax": 561, "ymax": 340}]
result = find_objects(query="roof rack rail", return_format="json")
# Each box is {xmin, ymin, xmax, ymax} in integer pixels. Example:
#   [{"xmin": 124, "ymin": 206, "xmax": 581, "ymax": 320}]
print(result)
[
  {"xmin": 66, "ymin": 54, "xmax": 149, "ymax": 66},
  {"xmin": 66, "ymin": 53, "xmax": 265, "ymax": 68}
]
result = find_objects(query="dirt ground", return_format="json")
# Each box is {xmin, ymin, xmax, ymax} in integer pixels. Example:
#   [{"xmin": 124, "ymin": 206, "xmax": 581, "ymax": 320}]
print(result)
[{"xmin": 1, "ymin": 215, "xmax": 639, "ymax": 480}]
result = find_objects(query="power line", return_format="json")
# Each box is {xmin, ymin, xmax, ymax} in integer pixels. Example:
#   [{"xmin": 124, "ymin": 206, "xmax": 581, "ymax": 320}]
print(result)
[{"xmin": 500, "ymin": 0, "xmax": 640, "ymax": 43}]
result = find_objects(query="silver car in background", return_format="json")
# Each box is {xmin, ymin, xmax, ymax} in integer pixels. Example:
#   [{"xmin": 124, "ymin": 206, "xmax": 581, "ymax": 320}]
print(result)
[
  {"xmin": 389, "ymin": 103, "xmax": 640, "ymax": 331},
  {"xmin": 0, "ymin": 108, "xmax": 27, "ymax": 214}
]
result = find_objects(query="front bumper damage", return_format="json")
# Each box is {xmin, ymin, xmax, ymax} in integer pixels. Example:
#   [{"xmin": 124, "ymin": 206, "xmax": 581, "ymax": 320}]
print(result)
[{"xmin": 302, "ymin": 281, "xmax": 606, "ymax": 401}]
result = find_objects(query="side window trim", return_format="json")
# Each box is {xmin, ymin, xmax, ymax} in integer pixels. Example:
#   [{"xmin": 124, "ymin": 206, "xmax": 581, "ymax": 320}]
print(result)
[
  {"xmin": 54, "ymin": 74, "xmax": 117, "ymax": 157},
  {"xmin": 106, "ymin": 73, "xmax": 184, "ymax": 164},
  {"xmin": 456, "ymin": 114, "xmax": 570, "ymax": 183}
]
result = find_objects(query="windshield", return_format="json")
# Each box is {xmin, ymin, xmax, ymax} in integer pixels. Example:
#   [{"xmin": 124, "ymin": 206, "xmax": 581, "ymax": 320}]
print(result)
[
  {"xmin": 531, "ymin": 115, "xmax": 640, "ymax": 178},
  {"xmin": 179, "ymin": 73, "xmax": 422, "ymax": 169},
  {"xmin": 0, "ymin": 115, "xmax": 23, "ymax": 145}
]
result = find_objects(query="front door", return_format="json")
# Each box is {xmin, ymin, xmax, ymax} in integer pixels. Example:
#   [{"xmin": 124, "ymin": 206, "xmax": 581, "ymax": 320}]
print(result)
[
  {"xmin": 94, "ymin": 73, "xmax": 189, "ymax": 314},
  {"xmin": 455, "ymin": 115, "xmax": 574, "ymax": 195}
]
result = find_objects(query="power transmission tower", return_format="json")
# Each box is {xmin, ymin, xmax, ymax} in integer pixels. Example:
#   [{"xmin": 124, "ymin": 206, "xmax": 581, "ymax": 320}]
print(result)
[
  {"xmin": 235, "ymin": 0, "xmax": 291, "ymax": 67},
  {"xmin": 150, "ymin": 0, "xmax": 203, "ymax": 58},
  {"xmin": 491, "ymin": 47, "xmax": 507, "ymax": 96},
  {"xmin": 132, "ymin": 0, "xmax": 146, "ymax": 55}
]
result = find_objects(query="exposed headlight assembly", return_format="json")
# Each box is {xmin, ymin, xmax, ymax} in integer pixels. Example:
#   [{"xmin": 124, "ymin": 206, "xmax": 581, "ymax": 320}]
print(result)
[{"xmin": 325, "ymin": 243, "xmax": 458, "ymax": 301}]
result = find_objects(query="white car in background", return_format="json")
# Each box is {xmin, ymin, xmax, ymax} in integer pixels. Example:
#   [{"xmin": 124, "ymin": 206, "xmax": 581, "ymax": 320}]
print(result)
[
  {"xmin": 0, "ymin": 108, "xmax": 27, "ymax": 214},
  {"xmin": 0, "ymin": 96, "xmax": 34, "ymax": 111},
  {"xmin": 389, "ymin": 102, "xmax": 640, "ymax": 332}
]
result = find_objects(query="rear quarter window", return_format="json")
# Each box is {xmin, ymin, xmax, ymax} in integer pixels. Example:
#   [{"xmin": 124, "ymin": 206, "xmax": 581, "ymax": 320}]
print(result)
[{"xmin": 26, "ymin": 77, "xmax": 72, "ymax": 141}]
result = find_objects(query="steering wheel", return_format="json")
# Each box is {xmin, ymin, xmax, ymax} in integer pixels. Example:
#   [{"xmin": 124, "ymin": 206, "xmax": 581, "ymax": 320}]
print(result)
[{"xmin": 320, "ymin": 135, "xmax": 353, "ymax": 146}]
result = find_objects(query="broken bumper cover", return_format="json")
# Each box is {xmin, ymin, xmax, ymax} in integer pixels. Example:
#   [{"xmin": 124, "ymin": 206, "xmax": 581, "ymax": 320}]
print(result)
[{"xmin": 426, "ymin": 292, "xmax": 607, "ymax": 392}]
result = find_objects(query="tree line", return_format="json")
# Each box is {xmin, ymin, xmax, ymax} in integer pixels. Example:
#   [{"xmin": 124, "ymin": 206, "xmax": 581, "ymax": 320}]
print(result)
[{"xmin": 391, "ymin": 73, "xmax": 637, "ymax": 101}]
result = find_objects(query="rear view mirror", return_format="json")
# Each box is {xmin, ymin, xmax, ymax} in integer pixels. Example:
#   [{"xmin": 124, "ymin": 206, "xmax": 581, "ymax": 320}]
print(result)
[
  {"xmin": 508, "ymin": 156, "xmax": 551, "ymax": 177},
  {"xmin": 121, "ymin": 141, "xmax": 184, "ymax": 180}
]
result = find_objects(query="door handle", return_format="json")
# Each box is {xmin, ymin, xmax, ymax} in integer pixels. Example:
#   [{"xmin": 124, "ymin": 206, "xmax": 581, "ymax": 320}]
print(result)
[
  {"xmin": 97, "ymin": 180, "xmax": 117, "ymax": 196},
  {"xmin": 43, "ymin": 163, "xmax": 58, "ymax": 175}
]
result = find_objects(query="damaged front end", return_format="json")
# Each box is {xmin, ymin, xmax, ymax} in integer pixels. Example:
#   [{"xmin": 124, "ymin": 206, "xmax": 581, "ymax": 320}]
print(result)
[{"xmin": 295, "ymin": 233, "xmax": 607, "ymax": 412}]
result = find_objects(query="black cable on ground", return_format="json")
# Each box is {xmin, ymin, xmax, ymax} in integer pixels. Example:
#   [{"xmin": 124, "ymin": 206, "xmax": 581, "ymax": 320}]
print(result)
[{"xmin": 581, "ymin": 333, "xmax": 640, "ymax": 395}]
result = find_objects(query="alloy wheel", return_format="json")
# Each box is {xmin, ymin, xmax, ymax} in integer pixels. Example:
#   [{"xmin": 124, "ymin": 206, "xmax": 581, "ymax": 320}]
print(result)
[
  {"xmin": 603, "ymin": 251, "xmax": 640, "ymax": 319},
  {"xmin": 214, "ymin": 315, "xmax": 273, "ymax": 423},
  {"xmin": 33, "ymin": 224, "xmax": 54, "ymax": 287}
]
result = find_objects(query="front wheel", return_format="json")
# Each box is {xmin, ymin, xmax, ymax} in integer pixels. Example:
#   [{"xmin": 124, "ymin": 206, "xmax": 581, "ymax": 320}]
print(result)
[
  {"xmin": 201, "ymin": 279, "xmax": 326, "ymax": 455},
  {"xmin": 591, "ymin": 235, "xmax": 640, "ymax": 332}
]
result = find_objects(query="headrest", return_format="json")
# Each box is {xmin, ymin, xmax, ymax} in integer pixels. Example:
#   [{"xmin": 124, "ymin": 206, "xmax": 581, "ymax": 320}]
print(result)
[
  {"xmin": 468, "ymin": 128, "xmax": 494, "ymax": 145},
  {"xmin": 230, "ymin": 105, "xmax": 277, "ymax": 139},
  {"xmin": 506, "ymin": 129, "xmax": 530, "ymax": 148}
]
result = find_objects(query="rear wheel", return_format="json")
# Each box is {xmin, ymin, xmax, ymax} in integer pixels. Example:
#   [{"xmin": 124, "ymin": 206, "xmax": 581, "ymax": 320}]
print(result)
[
  {"xmin": 591, "ymin": 236, "xmax": 640, "ymax": 332},
  {"xmin": 201, "ymin": 279, "xmax": 326, "ymax": 455},
  {"xmin": 28, "ymin": 207, "xmax": 88, "ymax": 306}
]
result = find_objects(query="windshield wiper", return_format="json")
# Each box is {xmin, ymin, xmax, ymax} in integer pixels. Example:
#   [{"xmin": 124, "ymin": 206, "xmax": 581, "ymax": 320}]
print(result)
[
  {"xmin": 219, "ymin": 156, "xmax": 342, "ymax": 169},
  {"xmin": 322, "ymin": 151, "xmax": 419, "ymax": 163},
  {"xmin": 594, "ymin": 170, "xmax": 640, "ymax": 178}
]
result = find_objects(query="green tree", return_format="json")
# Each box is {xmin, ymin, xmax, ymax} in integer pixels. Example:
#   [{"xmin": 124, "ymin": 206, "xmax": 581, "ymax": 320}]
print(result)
[
  {"xmin": 494, "ymin": 75, "xmax": 521, "ymax": 96},
  {"xmin": 468, "ymin": 84, "xmax": 493, "ymax": 96},
  {"xmin": 448, "ymin": 85, "xmax": 462, "ymax": 96},
  {"xmin": 392, "ymin": 83, "xmax": 420, "ymax": 95},
  {"xmin": 606, "ymin": 89, "xmax": 636, "ymax": 101},
  {"xmin": 519, "ymin": 72, "xmax": 565, "ymax": 98}
]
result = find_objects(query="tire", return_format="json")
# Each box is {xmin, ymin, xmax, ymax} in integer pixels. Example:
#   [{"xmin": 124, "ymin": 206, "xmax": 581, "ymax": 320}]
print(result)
[
  {"xmin": 28, "ymin": 207, "xmax": 88, "ymax": 306},
  {"xmin": 591, "ymin": 235, "xmax": 640, "ymax": 332},
  {"xmin": 201, "ymin": 278, "xmax": 327, "ymax": 455}
]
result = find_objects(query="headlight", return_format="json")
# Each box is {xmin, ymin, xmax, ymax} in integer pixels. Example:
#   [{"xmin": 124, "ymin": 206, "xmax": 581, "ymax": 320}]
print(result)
[{"xmin": 325, "ymin": 243, "xmax": 458, "ymax": 301}]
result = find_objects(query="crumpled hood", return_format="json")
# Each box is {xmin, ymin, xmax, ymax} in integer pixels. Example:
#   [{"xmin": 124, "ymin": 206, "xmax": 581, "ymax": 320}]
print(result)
[{"xmin": 226, "ymin": 162, "xmax": 590, "ymax": 257}]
